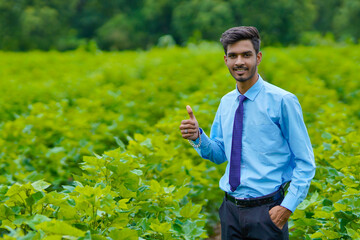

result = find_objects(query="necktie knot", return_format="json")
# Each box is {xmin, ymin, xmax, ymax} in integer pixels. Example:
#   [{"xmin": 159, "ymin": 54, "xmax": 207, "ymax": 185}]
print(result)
[{"xmin": 239, "ymin": 95, "xmax": 246, "ymax": 103}]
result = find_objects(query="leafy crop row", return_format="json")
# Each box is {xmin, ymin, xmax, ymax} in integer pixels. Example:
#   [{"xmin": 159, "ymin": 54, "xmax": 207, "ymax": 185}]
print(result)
[{"xmin": 0, "ymin": 43, "xmax": 359, "ymax": 239}]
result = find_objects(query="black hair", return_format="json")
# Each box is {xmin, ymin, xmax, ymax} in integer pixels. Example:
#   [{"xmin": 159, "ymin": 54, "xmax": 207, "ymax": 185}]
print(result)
[{"xmin": 220, "ymin": 26, "xmax": 261, "ymax": 55}]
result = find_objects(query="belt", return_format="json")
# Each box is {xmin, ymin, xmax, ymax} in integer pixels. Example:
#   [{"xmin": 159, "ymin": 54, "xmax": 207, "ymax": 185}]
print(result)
[{"xmin": 225, "ymin": 188, "xmax": 284, "ymax": 208}]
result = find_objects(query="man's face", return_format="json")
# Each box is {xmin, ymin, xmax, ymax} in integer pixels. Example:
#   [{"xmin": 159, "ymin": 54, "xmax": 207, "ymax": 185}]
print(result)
[{"xmin": 224, "ymin": 40, "xmax": 262, "ymax": 83}]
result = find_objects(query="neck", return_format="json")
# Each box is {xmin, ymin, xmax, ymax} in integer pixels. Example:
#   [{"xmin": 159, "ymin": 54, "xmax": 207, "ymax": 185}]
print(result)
[{"xmin": 236, "ymin": 74, "xmax": 259, "ymax": 95}]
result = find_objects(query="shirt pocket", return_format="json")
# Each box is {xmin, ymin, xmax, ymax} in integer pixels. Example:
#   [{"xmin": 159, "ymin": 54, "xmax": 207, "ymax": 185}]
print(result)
[{"xmin": 245, "ymin": 123, "xmax": 283, "ymax": 153}]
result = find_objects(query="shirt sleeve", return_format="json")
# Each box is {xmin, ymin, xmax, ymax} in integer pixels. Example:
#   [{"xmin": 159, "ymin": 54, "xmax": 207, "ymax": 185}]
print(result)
[
  {"xmin": 279, "ymin": 94, "xmax": 316, "ymax": 212},
  {"xmin": 191, "ymin": 101, "xmax": 227, "ymax": 164}
]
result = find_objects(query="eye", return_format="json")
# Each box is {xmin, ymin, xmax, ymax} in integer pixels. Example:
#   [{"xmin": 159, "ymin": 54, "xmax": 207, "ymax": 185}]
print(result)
[{"xmin": 228, "ymin": 54, "xmax": 236, "ymax": 59}]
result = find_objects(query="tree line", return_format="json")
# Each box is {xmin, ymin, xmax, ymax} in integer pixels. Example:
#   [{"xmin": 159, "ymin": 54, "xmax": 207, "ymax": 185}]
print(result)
[{"xmin": 0, "ymin": 0, "xmax": 359, "ymax": 51}]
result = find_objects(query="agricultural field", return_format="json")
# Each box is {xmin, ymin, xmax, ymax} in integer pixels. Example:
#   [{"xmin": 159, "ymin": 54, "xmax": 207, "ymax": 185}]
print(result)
[{"xmin": 0, "ymin": 43, "xmax": 359, "ymax": 239}]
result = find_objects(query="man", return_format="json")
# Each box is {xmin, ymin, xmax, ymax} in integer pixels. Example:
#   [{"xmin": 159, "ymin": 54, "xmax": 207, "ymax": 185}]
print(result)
[{"xmin": 179, "ymin": 26, "xmax": 316, "ymax": 239}]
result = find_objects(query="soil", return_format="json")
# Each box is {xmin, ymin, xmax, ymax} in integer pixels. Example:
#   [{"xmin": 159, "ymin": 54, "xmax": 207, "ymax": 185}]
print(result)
[{"xmin": 206, "ymin": 223, "xmax": 221, "ymax": 240}]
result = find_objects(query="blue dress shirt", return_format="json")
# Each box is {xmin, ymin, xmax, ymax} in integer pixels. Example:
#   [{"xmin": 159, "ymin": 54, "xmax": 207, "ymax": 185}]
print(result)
[{"xmin": 192, "ymin": 75, "xmax": 316, "ymax": 212}]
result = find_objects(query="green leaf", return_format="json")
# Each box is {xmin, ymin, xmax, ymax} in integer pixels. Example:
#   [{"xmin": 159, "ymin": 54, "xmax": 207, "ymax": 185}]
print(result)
[
  {"xmin": 310, "ymin": 191, "xmax": 319, "ymax": 203},
  {"xmin": 180, "ymin": 201, "xmax": 202, "ymax": 219},
  {"xmin": 321, "ymin": 132, "xmax": 332, "ymax": 140},
  {"xmin": 87, "ymin": 233, "xmax": 108, "ymax": 240},
  {"xmin": 114, "ymin": 136, "xmax": 126, "ymax": 151},
  {"xmin": 36, "ymin": 219, "xmax": 85, "ymax": 237},
  {"xmin": 150, "ymin": 221, "xmax": 171, "ymax": 234},
  {"xmin": 323, "ymin": 143, "xmax": 332, "ymax": 151},
  {"xmin": 311, "ymin": 231, "xmax": 324, "ymax": 238},
  {"xmin": 25, "ymin": 196, "xmax": 35, "ymax": 206},
  {"xmin": 130, "ymin": 169, "xmax": 143, "ymax": 176},
  {"xmin": 13, "ymin": 216, "xmax": 28, "ymax": 226},
  {"xmin": 18, "ymin": 231, "xmax": 40, "ymax": 240},
  {"xmin": 11, "ymin": 206, "xmax": 21, "ymax": 214},
  {"xmin": 173, "ymin": 187, "xmax": 190, "ymax": 200},
  {"xmin": 322, "ymin": 229, "xmax": 342, "ymax": 239},
  {"xmin": 118, "ymin": 199, "xmax": 129, "ymax": 209},
  {"xmin": 149, "ymin": 180, "xmax": 163, "ymax": 194},
  {"xmin": 182, "ymin": 220, "xmax": 207, "ymax": 238},
  {"xmin": 333, "ymin": 203, "xmax": 347, "ymax": 211},
  {"xmin": 0, "ymin": 204, "xmax": 13, "ymax": 220},
  {"xmin": 0, "ymin": 185, "xmax": 8, "ymax": 195},
  {"xmin": 32, "ymin": 180, "xmax": 51, "ymax": 192},
  {"xmin": 32, "ymin": 191, "xmax": 45, "ymax": 202},
  {"xmin": 27, "ymin": 214, "xmax": 51, "ymax": 229},
  {"xmin": 346, "ymin": 227, "xmax": 360, "ymax": 239},
  {"xmin": 118, "ymin": 184, "xmax": 136, "ymax": 198},
  {"xmin": 5, "ymin": 183, "xmax": 22, "ymax": 197},
  {"xmin": 108, "ymin": 228, "xmax": 138, "ymax": 240},
  {"xmin": 62, "ymin": 185, "xmax": 75, "ymax": 193}
]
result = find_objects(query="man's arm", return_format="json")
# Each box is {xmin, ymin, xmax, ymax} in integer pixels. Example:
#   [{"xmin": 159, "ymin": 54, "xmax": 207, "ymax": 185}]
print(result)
[
  {"xmin": 278, "ymin": 94, "xmax": 316, "ymax": 212},
  {"xmin": 268, "ymin": 94, "xmax": 316, "ymax": 229}
]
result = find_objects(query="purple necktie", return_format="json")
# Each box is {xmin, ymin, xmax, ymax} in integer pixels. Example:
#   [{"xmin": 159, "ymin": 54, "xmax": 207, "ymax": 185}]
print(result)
[{"xmin": 229, "ymin": 95, "xmax": 247, "ymax": 192}]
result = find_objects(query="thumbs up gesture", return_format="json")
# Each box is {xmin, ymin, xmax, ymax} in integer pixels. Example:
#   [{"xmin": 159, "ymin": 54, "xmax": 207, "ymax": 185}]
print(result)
[{"xmin": 180, "ymin": 105, "xmax": 200, "ymax": 141}]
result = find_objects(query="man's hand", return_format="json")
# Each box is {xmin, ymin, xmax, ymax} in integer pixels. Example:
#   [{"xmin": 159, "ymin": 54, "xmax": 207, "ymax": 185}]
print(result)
[
  {"xmin": 269, "ymin": 205, "xmax": 292, "ymax": 230},
  {"xmin": 179, "ymin": 105, "xmax": 199, "ymax": 141}
]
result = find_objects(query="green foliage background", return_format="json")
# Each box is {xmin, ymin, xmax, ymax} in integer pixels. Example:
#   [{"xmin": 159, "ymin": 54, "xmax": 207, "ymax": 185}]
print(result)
[
  {"xmin": 0, "ymin": 43, "xmax": 360, "ymax": 239},
  {"xmin": 0, "ymin": 0, "xmax": 360, "ymax": 51}
]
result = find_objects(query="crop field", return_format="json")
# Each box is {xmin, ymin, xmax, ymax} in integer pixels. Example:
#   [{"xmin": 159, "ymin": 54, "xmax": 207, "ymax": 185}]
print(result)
[{"xmin": 0, "ymin": 43, "xmax": 360, "ymax": 239}]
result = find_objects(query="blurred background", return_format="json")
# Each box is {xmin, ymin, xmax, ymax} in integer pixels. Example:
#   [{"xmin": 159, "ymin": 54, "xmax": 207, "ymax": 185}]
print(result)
[{"xmin": 0, "ymin": 0, "xmax": 359, "ymax": 51}]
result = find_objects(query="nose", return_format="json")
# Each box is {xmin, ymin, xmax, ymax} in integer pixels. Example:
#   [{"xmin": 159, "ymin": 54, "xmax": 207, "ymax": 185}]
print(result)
[{"xmin": 235, "ymin": 56, "xmax": 244, "ymax": 65}]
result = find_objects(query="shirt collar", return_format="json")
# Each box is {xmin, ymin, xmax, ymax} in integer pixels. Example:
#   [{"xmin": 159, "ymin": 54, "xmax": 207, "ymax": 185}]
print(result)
[{"xmin": 235, "ymin": 75, "xmax": 264, "ymax": 101}]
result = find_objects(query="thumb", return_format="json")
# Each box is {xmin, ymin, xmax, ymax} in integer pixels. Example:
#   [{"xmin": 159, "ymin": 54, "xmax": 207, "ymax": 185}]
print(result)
[{"xmin": 186, "ymin": 105, "xmax": 196, "ymax": 120}]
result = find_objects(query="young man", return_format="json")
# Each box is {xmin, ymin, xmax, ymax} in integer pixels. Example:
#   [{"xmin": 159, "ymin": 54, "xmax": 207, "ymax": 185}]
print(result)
[{"xmin": 179, "ymin": 26, "xmax": 316, "ymax": 239}]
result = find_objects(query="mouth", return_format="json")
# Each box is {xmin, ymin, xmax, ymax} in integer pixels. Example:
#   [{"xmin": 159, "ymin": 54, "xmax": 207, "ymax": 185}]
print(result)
[{"xmin": 234, "ymin": 68, "xmax": 247, "ymax": 74}]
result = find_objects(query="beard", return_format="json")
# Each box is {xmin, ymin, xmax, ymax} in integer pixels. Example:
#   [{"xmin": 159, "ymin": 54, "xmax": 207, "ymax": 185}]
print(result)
[{"xmin": 231, "ymin": 64, "xmax": 257, "ymax": 82}]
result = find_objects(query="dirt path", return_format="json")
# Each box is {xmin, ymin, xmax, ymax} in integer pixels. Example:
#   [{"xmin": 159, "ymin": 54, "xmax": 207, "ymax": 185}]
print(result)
[{"xmin": 206, "ymin": 223, "xmax": 221, "ymax": 240}]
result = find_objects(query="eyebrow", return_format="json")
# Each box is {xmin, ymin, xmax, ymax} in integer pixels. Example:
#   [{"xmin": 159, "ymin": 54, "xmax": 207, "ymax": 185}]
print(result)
[{"xmin": 227, "ymin": 50, "xmax": 253, "ymax": 56}]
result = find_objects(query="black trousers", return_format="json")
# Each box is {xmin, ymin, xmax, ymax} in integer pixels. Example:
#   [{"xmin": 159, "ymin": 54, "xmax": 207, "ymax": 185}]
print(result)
[{"xmin": 219, "ymin": 197, "xmax": 289, "ymax": 240}]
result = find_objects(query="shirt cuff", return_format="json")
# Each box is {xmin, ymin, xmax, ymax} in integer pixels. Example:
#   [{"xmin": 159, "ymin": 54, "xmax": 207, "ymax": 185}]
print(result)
[
  {"xmin": 280, "ymin": 191, "xmax": 298, "ymax": 213},
  {"xmin": 191, "ymin": 128, "xmax": 203, "ymax": 144}
]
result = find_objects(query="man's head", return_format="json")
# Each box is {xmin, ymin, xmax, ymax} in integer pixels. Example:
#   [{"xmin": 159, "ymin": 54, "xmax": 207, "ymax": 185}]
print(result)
[
  {"xmin": 221, "ymin": 26, "xmax": 262, "ymax": 86},
  {"xmin": 220, "ymin": 26, "xmax": 261, "ymax": 55}
]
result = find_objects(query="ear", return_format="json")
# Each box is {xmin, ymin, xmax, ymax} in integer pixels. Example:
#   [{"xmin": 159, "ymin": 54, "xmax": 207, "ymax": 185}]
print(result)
[
  {"xmin": 224, "ymin": 54, "xmax": 227, "ymax": 64},
  {"xmin": 256, "ymin": 51, "xmax": 262, "ymax": 65}
]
